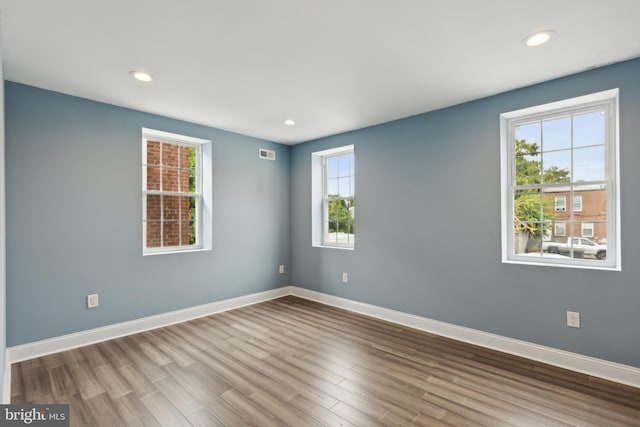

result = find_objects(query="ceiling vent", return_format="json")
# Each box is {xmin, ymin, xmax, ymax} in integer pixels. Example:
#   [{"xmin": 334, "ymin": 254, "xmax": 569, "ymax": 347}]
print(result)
[{"xmin": 259, "ymin": 148, "xmax": 276, "ymax": 161}]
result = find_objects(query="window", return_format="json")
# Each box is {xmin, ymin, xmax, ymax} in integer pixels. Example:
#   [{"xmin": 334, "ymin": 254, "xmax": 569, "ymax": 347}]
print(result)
[
  {"xmin": 554, "ymin": 196, "xmax": 566, "ymax": 212},
  {"xmin": 142, "ymin": 128, "xmax": 212, "ymax": 255},
  {"xmin": 572, "ymin": 195, "xmax": 583, "ymax": 212},
  {"xmin": 582, "ymin": 222, "xmax": 594, "ymax": 238},
  {"xmin": 500, "ymin": 89, "xmax": 620, "ymax": 270},
  {"xmin": 311, "ymin": 145, "xmax": 355, "ymax": 249}
]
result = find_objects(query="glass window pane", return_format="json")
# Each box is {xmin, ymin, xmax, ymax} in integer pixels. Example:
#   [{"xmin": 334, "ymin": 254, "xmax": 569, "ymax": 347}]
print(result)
[
  {"xmin": 162, "ymin": 196, "xmax": 180, "ymax": 221},
  {"xmin": 146, "ymin": 141, "xmax": 161, "ymax": 165},
  {"xmin": 338, "ymin": 155, "xmax": 352, "ymax": 177},
  {"xmin": 163, "ymin": 221, "xmax": 180, "ymax": 247},
  {"xmin": 542, "ymin": 150, "xmax": 571, "ymax": 184},
  {"xmin": 189, "ymin": 169, "xmax": 197, "ymax": 192},
  {"xmin": 515, "ymin": 153, "xmax": 541, "ymax": 186},
  {"xmin": 350, "ymin": 176, "xmax": 355, "ymax": 197},
  {"xmin": 338, "ymin": 177, "xmax": 350, "ymax": 197},
  {"xmin": 542, "ymin": 115, "xmax": 571, "ymax": 151},
  {"xmin": 327, "ymin": 157, "xmax": 338, "ymax": 179},
  {"xmin": 162, "ymin": 168, "xmax": 179, "ymax": 192},
  {"xmin": 574, "ymin": 146, "xmax": 605, "ymax": 182},
  {"xmin": 146, "ymin": 195, "xmax": 161, "ymax": 220},
  {"xmin": 574, "ymin": 110, "xmax": 605, "ymax": 148},
  {"xmin": 146, "ymin": 166, "xmax": 161, "ymax": 191},
  {"xmin": 515, "ymin": 122, "xmax": 541, "ymax": 148},
  {"xmin": 327, "ymin": 178, "xmax": 338, "ymax": 196},
  {"xmin": 146, "ymin": 221, "xmax": 161, "ymax": 248},
  {"xmin": 161, "ymin": 143, "xmax": 179, "ymax": 167}
]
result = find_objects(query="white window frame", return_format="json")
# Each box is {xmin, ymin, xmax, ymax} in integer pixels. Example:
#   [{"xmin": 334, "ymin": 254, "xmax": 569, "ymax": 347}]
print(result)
[
  {"xmin": 554, "ymin": 222, "xmax": 566, "ymax": 237},
  {"xmin": 581, "ymin": 222, "xmax": 594, "ymax": 238},
  {"xmin": 311, "ymin": 145, "xmax": 355, "ymax": 250},
  {"xmin": 554, "ymin": 196, "xmax": 566, "ymax": 212},
  {"xmin": 142, "ymin": 128, "xmax": 212, "ymax": 255},
  {"xmin": 500, "ymin": 89, "xmax": 620, "ymax": 270},
  {"xmin": 572, "ymin": 195, "xmax": 583, "ymax": 212}
]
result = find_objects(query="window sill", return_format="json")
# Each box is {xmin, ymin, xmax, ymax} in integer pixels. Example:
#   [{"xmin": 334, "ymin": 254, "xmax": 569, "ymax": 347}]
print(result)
[
  {"xmin": 313, "ymin": 244, "xmax": 355, "ymax": 251},
  {"xmin": 143, "ymin": 247, "xmax": 210, "ymax": 256},
  {"xmin": 503, "ymin": 257, "xmax": 620, "ymax": 271}
]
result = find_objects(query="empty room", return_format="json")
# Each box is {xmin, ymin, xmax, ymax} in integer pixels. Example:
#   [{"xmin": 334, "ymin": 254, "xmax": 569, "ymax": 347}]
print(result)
[{"xmin": 0, "ymin": 1, "xmax": 639, "ymax": 426}]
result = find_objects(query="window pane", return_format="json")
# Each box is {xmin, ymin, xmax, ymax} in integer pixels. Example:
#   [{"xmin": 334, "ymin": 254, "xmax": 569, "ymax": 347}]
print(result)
[
  {"xmin": 338, "ymin": 177, "xmax": 350, "ymax": 197},
  {"xmin": 513, "ymin": 221, "xmax": 540, "ymax": 254},
  {"xmin": 572, "ymin": 195, "xmax": 582, "ymax": 212},
  {"xmin": 146, "ymin": 166, "xmax": 161, "ymax": 190},
  {"xmin": 161, "ymin": 143, "xmax": 179, "ymax": 167},
  {"xmin": 146, "ymin": 195, "xmax": 161, "ymax": 220},
  {"xmin": 179, "ymin": 169, "xmax": 190, "ymax": 192},
  {"xmin": 163, "ymin": 221, "xmax": 180, "ymax": 247},
  {"xmin": 574, "ymin": 146, "xmax": 605, "ymax": 182},
  {"xmin": 338, "ymin": 154, "xmax": 352, "ymax": 177},
  {"xmin": 162, "ymin": 168, "xmax": 179, "ymax": 192},
  {"xmin": 513, "ymin": 190, "xmax": 542, "ymax": 230},
  {"xmin": 327, "ymin": 178, "xmax": 338, "ymax": 196},
  {"xmin": 574, "ymin": 110, "xmax": 605, "ymax": 148},
  {"xmin": 146, "ymin": 221, "xmax": 161, "ymax": 248},
  {"xmin": 327, "ymin": 157, "xmax": 338, "ymax": 179},
  {"xmin": 515, "ymin": 122, "xmax": 541, "ymax": 148},
  {"xmin": 146, "ymin": 141, "xmax": 161, "ymax": 165},
  {"xmin": 542, "ymin": 115, "xmax": 571, "ymax": 151},
  {"xmin": 162, "ymin": 196, "xmax": 180, "ymax": 221},
  {"xmin": 515, "ymin": 152, "xmax": 541, "ymax": 185},
  {"xmin": 581, "ymin": 222, "xmax": 594, "ymax": 238},
  {"xmin": 554, "ymin": 222, "xmax": 566, "ymax": 237},
  {"xmin": 542, "ymin": 150, "xmax": 571, "ymax": 184}
]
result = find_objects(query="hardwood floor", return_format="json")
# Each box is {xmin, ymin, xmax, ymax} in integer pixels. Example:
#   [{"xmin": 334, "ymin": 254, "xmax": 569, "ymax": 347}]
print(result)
[{"xmin": 11, "ymin": 296, "xmax": 640, "ymax": 426}]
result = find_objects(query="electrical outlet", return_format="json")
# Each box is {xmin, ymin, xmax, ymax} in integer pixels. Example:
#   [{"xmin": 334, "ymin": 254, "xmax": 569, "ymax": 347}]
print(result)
[
  {"xmin": 566, "ymin": 311, "xmax": 580, "ymax": 328},
  {"xmin": 87, "ymin": 294, "xmax": 99, "ymax": 309},
  {"xmin": 342, "ymin": 272, "xmax": 348, "ymax": 283},
  {"xmin": 279, "ymin": 264, "xmax": 285, "ymax": 274}
]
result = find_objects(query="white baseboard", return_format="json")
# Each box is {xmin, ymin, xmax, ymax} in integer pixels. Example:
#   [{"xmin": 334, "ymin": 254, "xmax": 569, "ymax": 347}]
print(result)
[
  {"xmin": 6, "ymin": 285, "xmax": 639, "ymax": 389},
  {"xmin": 289, "ymin": 287, "xmax": 640, "ymax": 389},
  {"xmin": 7, "ymin": 286, "xmax": 292, "ymax": 363}
]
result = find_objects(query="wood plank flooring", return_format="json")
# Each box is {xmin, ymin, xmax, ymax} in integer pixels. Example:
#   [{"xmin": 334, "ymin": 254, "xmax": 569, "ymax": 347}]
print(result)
[{"xmin": 11, "ymin": 296, "xmax": 640, "ymax": 426}]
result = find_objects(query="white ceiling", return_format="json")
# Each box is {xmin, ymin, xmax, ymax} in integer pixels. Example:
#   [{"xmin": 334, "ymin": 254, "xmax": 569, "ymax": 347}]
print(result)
[{"xmin": 1, "ymin": 1, "xmax": 639, "ymax": 144}]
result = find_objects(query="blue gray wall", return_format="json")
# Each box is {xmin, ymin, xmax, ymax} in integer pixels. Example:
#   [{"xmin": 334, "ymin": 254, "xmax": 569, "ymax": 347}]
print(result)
[
  {"xmin": 5, "ymin": 82, "xmax": 290, "ymax": 346},
  {"xmin": 0, "ymin": 32, "xmax": 6, "ymax": 402},
  {"xmin": 290, "ymin": 58, "xmax": 640, "ymax": 368}
]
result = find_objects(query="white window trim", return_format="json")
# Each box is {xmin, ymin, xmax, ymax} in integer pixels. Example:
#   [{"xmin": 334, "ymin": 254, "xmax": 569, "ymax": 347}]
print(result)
[
  {"xmin": 311, "ymin": 145, "xmax": 355, "ymax": 250},
  {"xmin": 142, "ymin": 128, "xmax": 212, "ymax": 255},
  {"xmin": 554, "ymin": 196, "xmax": 566, "ymax": 212},
  {"xmin": 554, "ymin": 222, "xmax": 566, "ymax": 237},
  {"xmin": 500, "ymin": 89, "xmax": 620, "ymax": 271}
]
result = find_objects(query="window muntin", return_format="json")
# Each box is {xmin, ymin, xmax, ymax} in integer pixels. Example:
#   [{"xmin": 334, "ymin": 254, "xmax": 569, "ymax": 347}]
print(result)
[
  {"xmin": 323, "ymin": 150, "xmax": 355, "ymax": 247},
  {"xmin": 143, "ymin": 129, "xmax": 209, "ymax": 254},
  {"xmin": 501, "ymin": 89, "xmax": 620, "ymax": 270}
]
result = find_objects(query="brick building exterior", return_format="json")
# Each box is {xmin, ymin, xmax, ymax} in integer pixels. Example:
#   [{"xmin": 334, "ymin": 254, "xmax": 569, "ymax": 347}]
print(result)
[
  {"xmin": 145, "ymin": 140, "xmax": 194, "ymax": 248},
  {"xmin": 547, "ymin": 186, "xmax": 607, "ymax": 243}
]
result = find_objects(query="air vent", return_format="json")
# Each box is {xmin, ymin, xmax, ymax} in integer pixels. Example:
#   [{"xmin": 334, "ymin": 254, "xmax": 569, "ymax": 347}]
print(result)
[{"xmin": 259, "ymin": 148, "xmax": 276, "ymax": 161}]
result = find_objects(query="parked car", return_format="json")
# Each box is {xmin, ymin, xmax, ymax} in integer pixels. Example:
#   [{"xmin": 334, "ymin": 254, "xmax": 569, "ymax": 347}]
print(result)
[{"xmin": 543, "ymin": 237, "xmax": 606, "ymax": 260}]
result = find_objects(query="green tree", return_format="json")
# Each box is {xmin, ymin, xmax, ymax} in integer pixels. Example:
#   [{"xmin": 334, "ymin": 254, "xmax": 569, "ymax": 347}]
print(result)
[
  {"xmin": 514, "ymin": 140, "xmax": 569, "ymax": 238},
  {"xmin": 328, "ymin": 196, "xmax": 354, "ymax": 234}
]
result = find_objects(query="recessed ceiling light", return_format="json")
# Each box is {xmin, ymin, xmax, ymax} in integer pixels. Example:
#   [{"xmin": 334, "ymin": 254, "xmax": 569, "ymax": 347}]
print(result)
[
  {"xmin": 284, "ymin": 119, "xmax": 296, "ymax": 126},
  {"xmin": 524, "ymin": 30, "xmax": 554, "ymax": 47},
  {"xmin": 130, "ymin": 70, "xmax": 153, "ymax": 82}
]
